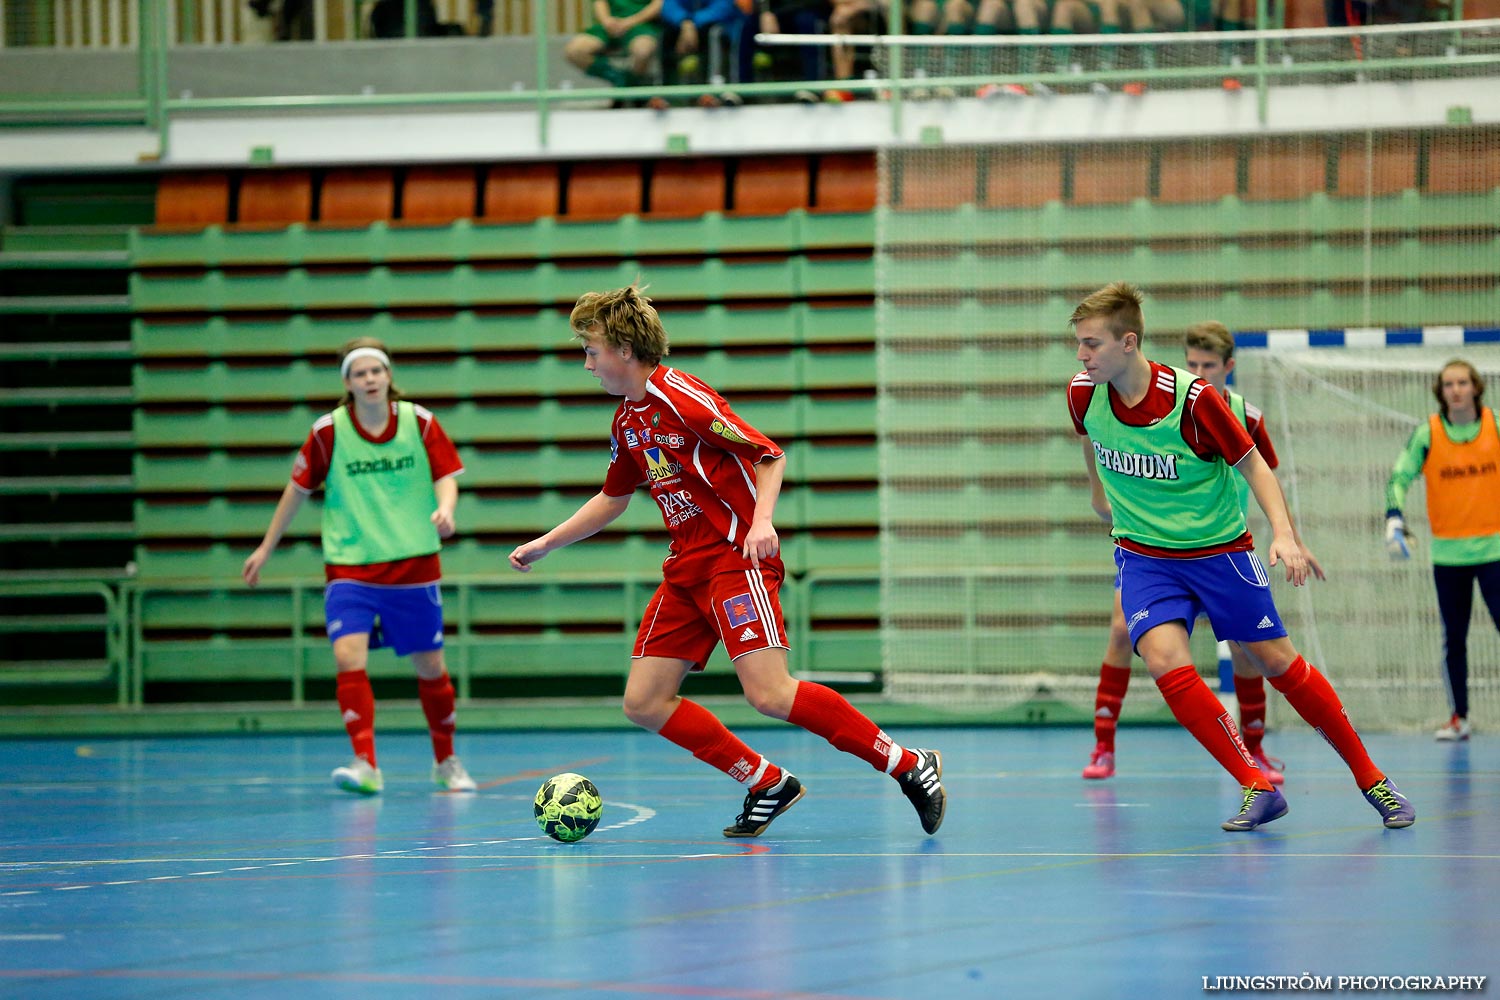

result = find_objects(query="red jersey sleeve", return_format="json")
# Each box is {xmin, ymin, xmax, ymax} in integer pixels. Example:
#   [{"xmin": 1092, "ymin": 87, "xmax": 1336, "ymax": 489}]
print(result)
[
  {"xmin": 1244, "ymin": 401, "xmax": 1279, "ymax": 471},
  {"xmin": 1067, "ymin": 373, "xmax": 1094, "ymax": 435},
  {"xmin": 602, "ymin": 408, "xmax": 648, "ymax": 498},
  {"xmin": 659, "ymin": 367, "xmax": 783, "ymax": 465},
  {"xmin": 1185, "ymin": 380, "xmax": 1256, "ymax": 465},
  {"xmin": 414, "ymin": 405, "xmax": 464, "ymax": 482},
  {"xmin": 290, "ymin": 416, "xmax": 335, "ymax": 493}
]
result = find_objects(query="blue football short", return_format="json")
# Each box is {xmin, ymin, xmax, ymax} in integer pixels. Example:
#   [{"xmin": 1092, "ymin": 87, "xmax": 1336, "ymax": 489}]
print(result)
[
  {"xmin": 1114, "ymin": 546, "xmax": 1288, "ymax": 650},
  {"xmin": 324, "ymin": 580, "xmax": 445, "ymax": 656}
]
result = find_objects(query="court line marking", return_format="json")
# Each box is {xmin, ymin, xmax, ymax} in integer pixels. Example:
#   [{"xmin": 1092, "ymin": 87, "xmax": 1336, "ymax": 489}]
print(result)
[{"xmin": 0, "ymin": 799, "xmax": 660, "ymax": 896}]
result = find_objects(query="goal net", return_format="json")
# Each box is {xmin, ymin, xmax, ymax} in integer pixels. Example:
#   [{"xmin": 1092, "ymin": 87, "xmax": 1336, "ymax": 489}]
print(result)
[
  {"xmin": 1233, "ymin": 343, "xmax": 1500, "ymax": 732},
  {"xmin": 870, "ymin": 21, "xmax": 1500, "ymax": 727}
]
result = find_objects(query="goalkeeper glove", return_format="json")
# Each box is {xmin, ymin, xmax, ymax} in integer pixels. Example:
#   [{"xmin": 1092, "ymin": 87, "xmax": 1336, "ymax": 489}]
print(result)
[{"xmin": 1385, "ymin": 514, "xmax": 1412, "ymax": 561}]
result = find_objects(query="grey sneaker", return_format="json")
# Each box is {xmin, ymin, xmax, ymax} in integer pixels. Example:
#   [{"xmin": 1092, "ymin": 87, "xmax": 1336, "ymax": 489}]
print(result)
[
  {"xmin": 1221, "ymin": 786, "xmax": 1288, "ymax": 831},
  {"xmin": 433, "ymin": 755, "xmax": 477, "ymax": 792},
  {"xmin": 332, "ymin": 758, "xmax": 383, "ymax": 795},
  {"xmin": 1363, "ymin": 778, "xmax": 1415, "ymax": 829}
]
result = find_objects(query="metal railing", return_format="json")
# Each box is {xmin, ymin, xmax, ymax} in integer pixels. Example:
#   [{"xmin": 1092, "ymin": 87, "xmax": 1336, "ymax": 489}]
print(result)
[
  {"xmin": 0, "ymin": 0, "xmax": 592, "ymax": 45},
  {"xmin": 3, "ymin": 1, "xmax": 1498, "ymax": 155},
  {"xmin": 0, "ymin": 579, "xmax": 130, "ymax": 705},
  {"xmin": 0, "ymin": 569, "xmax": 890, "ymax": 710}
]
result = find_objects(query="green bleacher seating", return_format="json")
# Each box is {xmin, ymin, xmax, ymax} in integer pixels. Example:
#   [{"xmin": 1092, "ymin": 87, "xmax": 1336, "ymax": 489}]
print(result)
[
  {"xmin": 133, "ymin": 395, "xmax": 877, "ymax": 450},
  {"xmin": 106, "ymin": 143, "xmax": 1500, "ymax": 709},
  {"xmin": 132, "ymin": 304, "xmax": 879, "ymax": 359},
  {"xmin": 130, "ymin": 212, "xmax": 877, "ymax": 268},
  {"xmin": 131, "ymin": 347, "xmax": 876, "ymax": 404},
  {"xmin": 130, "ymin": 256, "xmax": 877, "ymax": 314}
]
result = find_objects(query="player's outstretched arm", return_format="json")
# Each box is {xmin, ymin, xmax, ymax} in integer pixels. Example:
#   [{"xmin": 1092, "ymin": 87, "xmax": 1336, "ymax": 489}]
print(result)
[
  {"xmin": 1236, "ymin": 449, "xmax": 1308, "ymax": 586},
  {"xmin": 243, "ymin": 482, "xmax": 307, "ymax": 587},
  {"xmin": 1078, "ymin": 434, "xmax": 1112, "ymax": 526},
  {"xmin": 508, "ymin": 491, "xmax": 632, "ymax": 572}
]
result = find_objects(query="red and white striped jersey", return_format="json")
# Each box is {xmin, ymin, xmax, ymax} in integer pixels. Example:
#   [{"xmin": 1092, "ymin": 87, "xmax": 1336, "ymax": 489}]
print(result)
[{"xmin": 602, "ymin": 365, "xmax": 785, "ymax": 584}]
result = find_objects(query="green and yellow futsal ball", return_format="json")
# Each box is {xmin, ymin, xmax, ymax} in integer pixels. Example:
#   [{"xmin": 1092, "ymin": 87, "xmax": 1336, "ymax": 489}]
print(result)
[{"xmin": 533, "ymin": 772, "xmax": 603, "ymax": 843}]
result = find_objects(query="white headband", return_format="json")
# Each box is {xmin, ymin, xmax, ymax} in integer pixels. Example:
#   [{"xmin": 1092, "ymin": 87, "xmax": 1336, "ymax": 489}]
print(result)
[{"xmin": 340, "ymin": 347, "xmax": 391, "ymax": 379}]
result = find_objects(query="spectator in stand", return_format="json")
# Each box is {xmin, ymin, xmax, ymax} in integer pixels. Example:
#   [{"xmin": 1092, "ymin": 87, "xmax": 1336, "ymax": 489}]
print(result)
[
  {"xmin": 564, "ymin": 0, "xmax": 665, "ymax": 100},
  {"xmin": 822, "ymin": 0, "xmax": 885, "ymax": 101},
  {"xmin": 907, "ymin": 0, "xmax": 976, "ymax": 97},
  {"xmin": 973, "ymin": 0, "xmax": 1049, "ymax": 97},
  {"xmin": 653, "ymin": 0, "xmax": 754, "ymax": 106},
  {"xmin": 750, "ymin": 0, "xmax": 833, "ymax": 102}
]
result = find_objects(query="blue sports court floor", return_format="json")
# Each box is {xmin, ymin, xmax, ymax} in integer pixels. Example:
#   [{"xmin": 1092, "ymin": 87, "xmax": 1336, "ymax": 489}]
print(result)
[{"xmin": 1, "ymin": 724, "xmax": 1495, "ymax": 999}]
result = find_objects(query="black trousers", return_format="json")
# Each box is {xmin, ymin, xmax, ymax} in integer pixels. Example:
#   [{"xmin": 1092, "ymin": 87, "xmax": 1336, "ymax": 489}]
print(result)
[{"xmin": 1432, "ymin": 559, "xmax": 1500, "ymax": 718}]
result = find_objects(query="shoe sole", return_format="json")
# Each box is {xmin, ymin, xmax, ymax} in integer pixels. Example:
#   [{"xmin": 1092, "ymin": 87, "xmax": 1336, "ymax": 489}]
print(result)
[
  {"xmin": 722, "ymin": 784, "xmax": 807, "ymax": 838},
  {"xmin": 1081, "ymin": 768, "xmax": 1114, "ymax": 780},
  {"xmin": 333, "ymin": 775, "xmax": 381, "ymax": 795}
]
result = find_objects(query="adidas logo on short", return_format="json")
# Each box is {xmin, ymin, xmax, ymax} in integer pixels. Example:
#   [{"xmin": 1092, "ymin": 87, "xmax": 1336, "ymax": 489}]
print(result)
[
  {"xmin": 739, "ymin": 626, "xmax": 759, "ymax": 641},
  {"xmin": 342, "ymin": 708, "xmax": 362, "ymax": 723},
  {"xmin": 1257, "ymin": 615, "xmax": 1275, "ymax": 629}
]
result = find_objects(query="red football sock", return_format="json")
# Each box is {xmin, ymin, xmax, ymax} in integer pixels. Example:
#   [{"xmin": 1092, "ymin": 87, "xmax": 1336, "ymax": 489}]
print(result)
[
  {"xmin": 418, "ymin": 672, "xmax": 457, "ymax": 763},
  {"xmin": 1093, "ymin": 663, "xmax": 1132, "ymax": 751},
  {"xmin": 336, "ymin": 668, "xmax": 377, "ymax": 767},
  {"xmin": 787, "ymin": 680, "xmax": 916, "ymax": 775},
  {"xmin": 1234, "ymin": 673, "xmax": 1267, "ymax": 756},
  {"xmin": 1155, "ymin": 665, "xmax": 1268, "ymax": 789},
  {"xmin": 1268, "ymin": 656, "xmax": 1383, "ymax": 789},
  {"xmin": 657, "ymin": 698, "xmax": 781, "ymax": 789}
]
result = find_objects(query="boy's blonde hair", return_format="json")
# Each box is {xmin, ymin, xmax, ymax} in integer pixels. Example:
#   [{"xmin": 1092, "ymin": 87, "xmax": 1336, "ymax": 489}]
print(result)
[
  {"xmin": 337, "ymin": 336, "xmax": 402, "ymax": 406},
  {"xmin": 570, "ymin": 285, "xmax": 670, "ymax": 366},
  {"xmin": 1070, "ymin": 282, "xmax": 1146, "ymax": 342},
  {"xmin": 1184, "ymin": 321, "xmax": 1235, "ymax": 362}
]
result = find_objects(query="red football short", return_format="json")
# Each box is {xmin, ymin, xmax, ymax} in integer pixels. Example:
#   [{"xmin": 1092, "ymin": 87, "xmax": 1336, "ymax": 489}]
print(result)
[{"xmin": 633, "ymin": 567, "xmax": 789, "ymax": 669}]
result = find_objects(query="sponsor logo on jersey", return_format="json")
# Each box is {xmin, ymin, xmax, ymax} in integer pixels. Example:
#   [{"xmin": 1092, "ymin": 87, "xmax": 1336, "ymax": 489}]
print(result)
[
  {"xmin": 710, "ymin": 418, "xmax": 750, "ymax": 445},
  {"xmin": 1092, "ymin": 441, "xmax": 1179, "ymax": 480},
  {"xmin": 343, "ymin": 453, "xmax": 417, "ymax": 477},
  {"xmin": 651, "ymin": 412, "xmax": 662, "ymax": 427},
  {"xmin": 644, "ymin": 447, "xmax": 683, "ymax": 483},
  {"xmin": 1438, "ymin": 461, "xmax": 1498, "ymax": 480},
  {"xmin": 641, "ymin": 429, "xmax": 652, "ymax": 443},
  {"xmin": 654, "ymin": 488, "xmax": 702, "ymax": 528},
  {"xmin": 624, "ymin": 428, "xmax": 640, "ymax": 448},
  {"xmin": 610, "ymin": 435, "xmax": 619, "ymax": 462},
  {"xmin": 723, "ymin": 593, "xmax": 760, "ymax": 627},
  {"xmin": 662, "ymin": 433, "xmax": 687, "ymax": 449}
]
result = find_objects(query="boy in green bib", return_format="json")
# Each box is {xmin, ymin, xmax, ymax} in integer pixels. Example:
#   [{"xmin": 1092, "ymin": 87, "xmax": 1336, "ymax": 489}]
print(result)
[
  {"xmin": 1068, "ymin": 282, "xmax": 1412, "ymax": 831},
  {"xmin": 1080, "ymin": 321, "xmax": 1325, "ymax": 784}
]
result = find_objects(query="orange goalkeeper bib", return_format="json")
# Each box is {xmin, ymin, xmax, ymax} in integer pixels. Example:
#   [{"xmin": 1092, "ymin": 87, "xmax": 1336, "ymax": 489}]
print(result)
[{"xmin": 1424, "ymin": 407, "xmax": 1500, "ymax": 540}]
